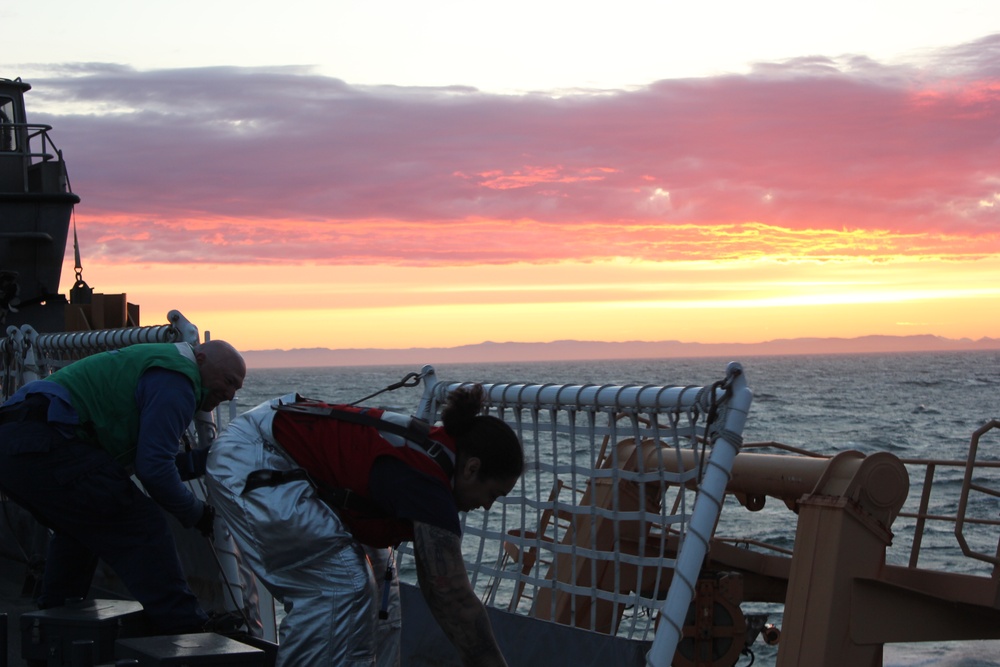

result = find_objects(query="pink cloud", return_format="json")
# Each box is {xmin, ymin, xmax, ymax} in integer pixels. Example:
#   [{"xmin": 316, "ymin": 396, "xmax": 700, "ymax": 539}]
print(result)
[{"xmin": 24, "ymin": 34, "xmax": 1000, "ymax": 265}]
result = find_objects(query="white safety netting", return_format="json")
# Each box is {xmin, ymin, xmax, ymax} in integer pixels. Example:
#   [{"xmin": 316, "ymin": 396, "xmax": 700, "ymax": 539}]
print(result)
[{"xmin": 400, "ymin": 362, "xmax": 752, "ymax": 666}]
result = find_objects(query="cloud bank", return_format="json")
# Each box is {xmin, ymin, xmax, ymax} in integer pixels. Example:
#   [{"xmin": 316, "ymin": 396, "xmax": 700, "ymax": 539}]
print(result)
[{"xmin": 22, "ymin": 33, "xmax": 1000, "ymax": 266}]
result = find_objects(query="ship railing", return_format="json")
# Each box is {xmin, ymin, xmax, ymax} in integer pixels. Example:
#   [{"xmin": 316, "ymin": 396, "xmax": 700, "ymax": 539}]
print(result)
[
  {"xmin": 397, "ymin": 361, "xmax": 751, "ymax": 666},
  {"xmin": 0, "ymin": 121, "xmax": 73, "ymax": 194},
  {"xmin": 722, "ymin": 429, "xmax": 1000, "ymax": 580},
  {"xmin": 896, "ymin": 420, "xmax": 1000, "ymax": 574}
]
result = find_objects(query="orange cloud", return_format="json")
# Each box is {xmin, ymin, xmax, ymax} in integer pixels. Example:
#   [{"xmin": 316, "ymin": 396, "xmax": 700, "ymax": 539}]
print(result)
[
  {"xmin": 74, "ymin": 215, "xmax": 1000, "ymax": 266},
  {"xmin": 459, "ymin": 165, "xmax": 618, "ymax": 190}
]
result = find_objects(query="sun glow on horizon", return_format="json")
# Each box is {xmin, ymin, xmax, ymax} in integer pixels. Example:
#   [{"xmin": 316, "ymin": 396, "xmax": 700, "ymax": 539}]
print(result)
[
  {"xmin": 609, "ymin": 287, "xmax": 1000, "ymax": 310},
  {"xmin": 63, "ymin": 248, "xmax": 1000, "ymax": 352}
]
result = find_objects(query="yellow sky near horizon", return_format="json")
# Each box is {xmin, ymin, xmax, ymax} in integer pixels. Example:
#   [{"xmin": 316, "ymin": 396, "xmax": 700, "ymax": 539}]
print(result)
[{"xmin": 67, "ymin": 248, "xmax": 1000, "ymax": 352}]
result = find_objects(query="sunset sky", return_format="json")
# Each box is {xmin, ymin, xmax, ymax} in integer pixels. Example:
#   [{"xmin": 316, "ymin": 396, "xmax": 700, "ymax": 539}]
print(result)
[{"xmin": 7, "ymin": 1, "xmax": 1000, "ymax": 354}]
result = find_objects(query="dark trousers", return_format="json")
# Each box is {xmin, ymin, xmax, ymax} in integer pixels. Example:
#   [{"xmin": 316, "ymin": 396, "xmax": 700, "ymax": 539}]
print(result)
[{"xmin": 0, "ymin": 411, "xmax": 207, "ymax": 634}]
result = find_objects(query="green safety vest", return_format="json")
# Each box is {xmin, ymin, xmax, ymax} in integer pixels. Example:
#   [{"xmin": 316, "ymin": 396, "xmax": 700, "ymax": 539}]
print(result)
[{"xmin": 46, "ymin": 343, "xmax": 205, "ymax": 463}]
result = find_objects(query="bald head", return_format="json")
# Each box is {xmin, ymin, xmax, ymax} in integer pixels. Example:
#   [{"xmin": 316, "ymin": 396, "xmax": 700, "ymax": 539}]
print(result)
[{"xmin": 194, "ymin": 340, "xmax": 246, "ymax": 411}]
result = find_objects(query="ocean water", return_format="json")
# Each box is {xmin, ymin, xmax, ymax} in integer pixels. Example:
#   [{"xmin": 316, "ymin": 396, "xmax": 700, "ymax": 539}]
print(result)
[{"xmin": 231, "ymin": 350, "xmax": 1000, "ymax": 667}]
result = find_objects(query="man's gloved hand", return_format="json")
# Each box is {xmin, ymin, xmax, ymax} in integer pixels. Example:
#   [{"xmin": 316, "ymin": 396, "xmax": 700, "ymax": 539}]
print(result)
[{"xmin": 195, "ymin": 503, "xmax": 216, "ymax": 538}]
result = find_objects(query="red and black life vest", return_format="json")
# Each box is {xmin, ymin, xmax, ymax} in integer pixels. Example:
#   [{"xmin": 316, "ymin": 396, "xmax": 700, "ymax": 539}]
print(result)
[{"xmin": 258, "ymin": 400, "xmax": 457, "ymax": 547}]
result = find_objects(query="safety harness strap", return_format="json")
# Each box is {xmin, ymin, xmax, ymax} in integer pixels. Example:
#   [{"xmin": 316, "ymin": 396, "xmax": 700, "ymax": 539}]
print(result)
[{"xmin": 242, "ymin": 467, "xmax": 389, "ymax": 517}]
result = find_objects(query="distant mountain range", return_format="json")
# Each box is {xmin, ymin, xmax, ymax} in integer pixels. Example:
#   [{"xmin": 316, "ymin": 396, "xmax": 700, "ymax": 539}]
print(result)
[{"xmin": 242, "ymin": 335, "xmax": 1000, "ymax": 369}]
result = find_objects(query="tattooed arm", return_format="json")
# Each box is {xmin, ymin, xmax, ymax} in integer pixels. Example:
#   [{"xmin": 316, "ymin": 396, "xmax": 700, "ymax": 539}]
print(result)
[{"xmin": 412, "ymin": 521, "xmax": 508, "ymax": 667}]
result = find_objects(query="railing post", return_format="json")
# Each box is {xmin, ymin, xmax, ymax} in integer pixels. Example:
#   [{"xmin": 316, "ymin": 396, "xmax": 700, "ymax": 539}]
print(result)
[{"xmin": 646, "ymin": 363, "xmax": 751, "ymax": 667}]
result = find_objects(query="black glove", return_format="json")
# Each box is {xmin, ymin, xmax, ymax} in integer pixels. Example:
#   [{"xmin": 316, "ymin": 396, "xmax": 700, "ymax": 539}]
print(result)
[{"xmin": 195, "ymin": 503, "xmax": 216, "ymax": 538}]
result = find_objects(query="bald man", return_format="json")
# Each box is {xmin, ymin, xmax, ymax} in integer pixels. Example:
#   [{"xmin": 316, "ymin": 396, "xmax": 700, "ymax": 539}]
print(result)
[{"xmin": 0, "ymin": 340, "xmax": 245, "ymax": 633}]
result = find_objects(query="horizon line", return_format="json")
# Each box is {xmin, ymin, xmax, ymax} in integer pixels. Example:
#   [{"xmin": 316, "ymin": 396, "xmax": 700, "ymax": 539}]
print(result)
[{"xmin": 238, "ymin": 334, "xmax": 1000, "ymax": 369}]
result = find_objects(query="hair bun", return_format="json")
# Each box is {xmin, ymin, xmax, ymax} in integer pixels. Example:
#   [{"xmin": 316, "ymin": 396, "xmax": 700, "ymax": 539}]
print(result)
[{"xmin": 441, "ymin": 384, "xmax": 485, "ymax": 436}]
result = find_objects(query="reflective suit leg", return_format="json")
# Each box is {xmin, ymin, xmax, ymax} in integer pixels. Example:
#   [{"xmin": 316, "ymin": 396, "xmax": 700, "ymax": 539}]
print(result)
[{"xmin": 205, "ymin": 398, "xmax": 377, "ymax": 666}]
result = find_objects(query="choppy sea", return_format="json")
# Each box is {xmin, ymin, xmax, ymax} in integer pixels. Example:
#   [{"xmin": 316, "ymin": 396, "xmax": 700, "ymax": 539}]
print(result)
[{"xmin": 232, "ymin": 350, "xmax": 1000, "ymax": 667}]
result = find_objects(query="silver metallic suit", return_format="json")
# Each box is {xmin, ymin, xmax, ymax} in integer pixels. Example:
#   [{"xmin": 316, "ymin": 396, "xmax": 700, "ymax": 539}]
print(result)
[{"xmin": 206, "ymin": 396, "xmax": 399, "ymax": 667}]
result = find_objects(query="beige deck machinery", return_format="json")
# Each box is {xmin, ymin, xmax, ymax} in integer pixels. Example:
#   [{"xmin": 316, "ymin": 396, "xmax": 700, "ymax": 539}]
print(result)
[{"xmin": 512, "ymin": 422, "xmax": 1000, "ymax": 666}]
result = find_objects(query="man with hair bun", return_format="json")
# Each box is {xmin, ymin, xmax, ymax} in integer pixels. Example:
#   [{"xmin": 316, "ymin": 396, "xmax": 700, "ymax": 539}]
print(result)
[{"xmin": 205, "ymin": 384, "xmax": 524, "ymax": 667}]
